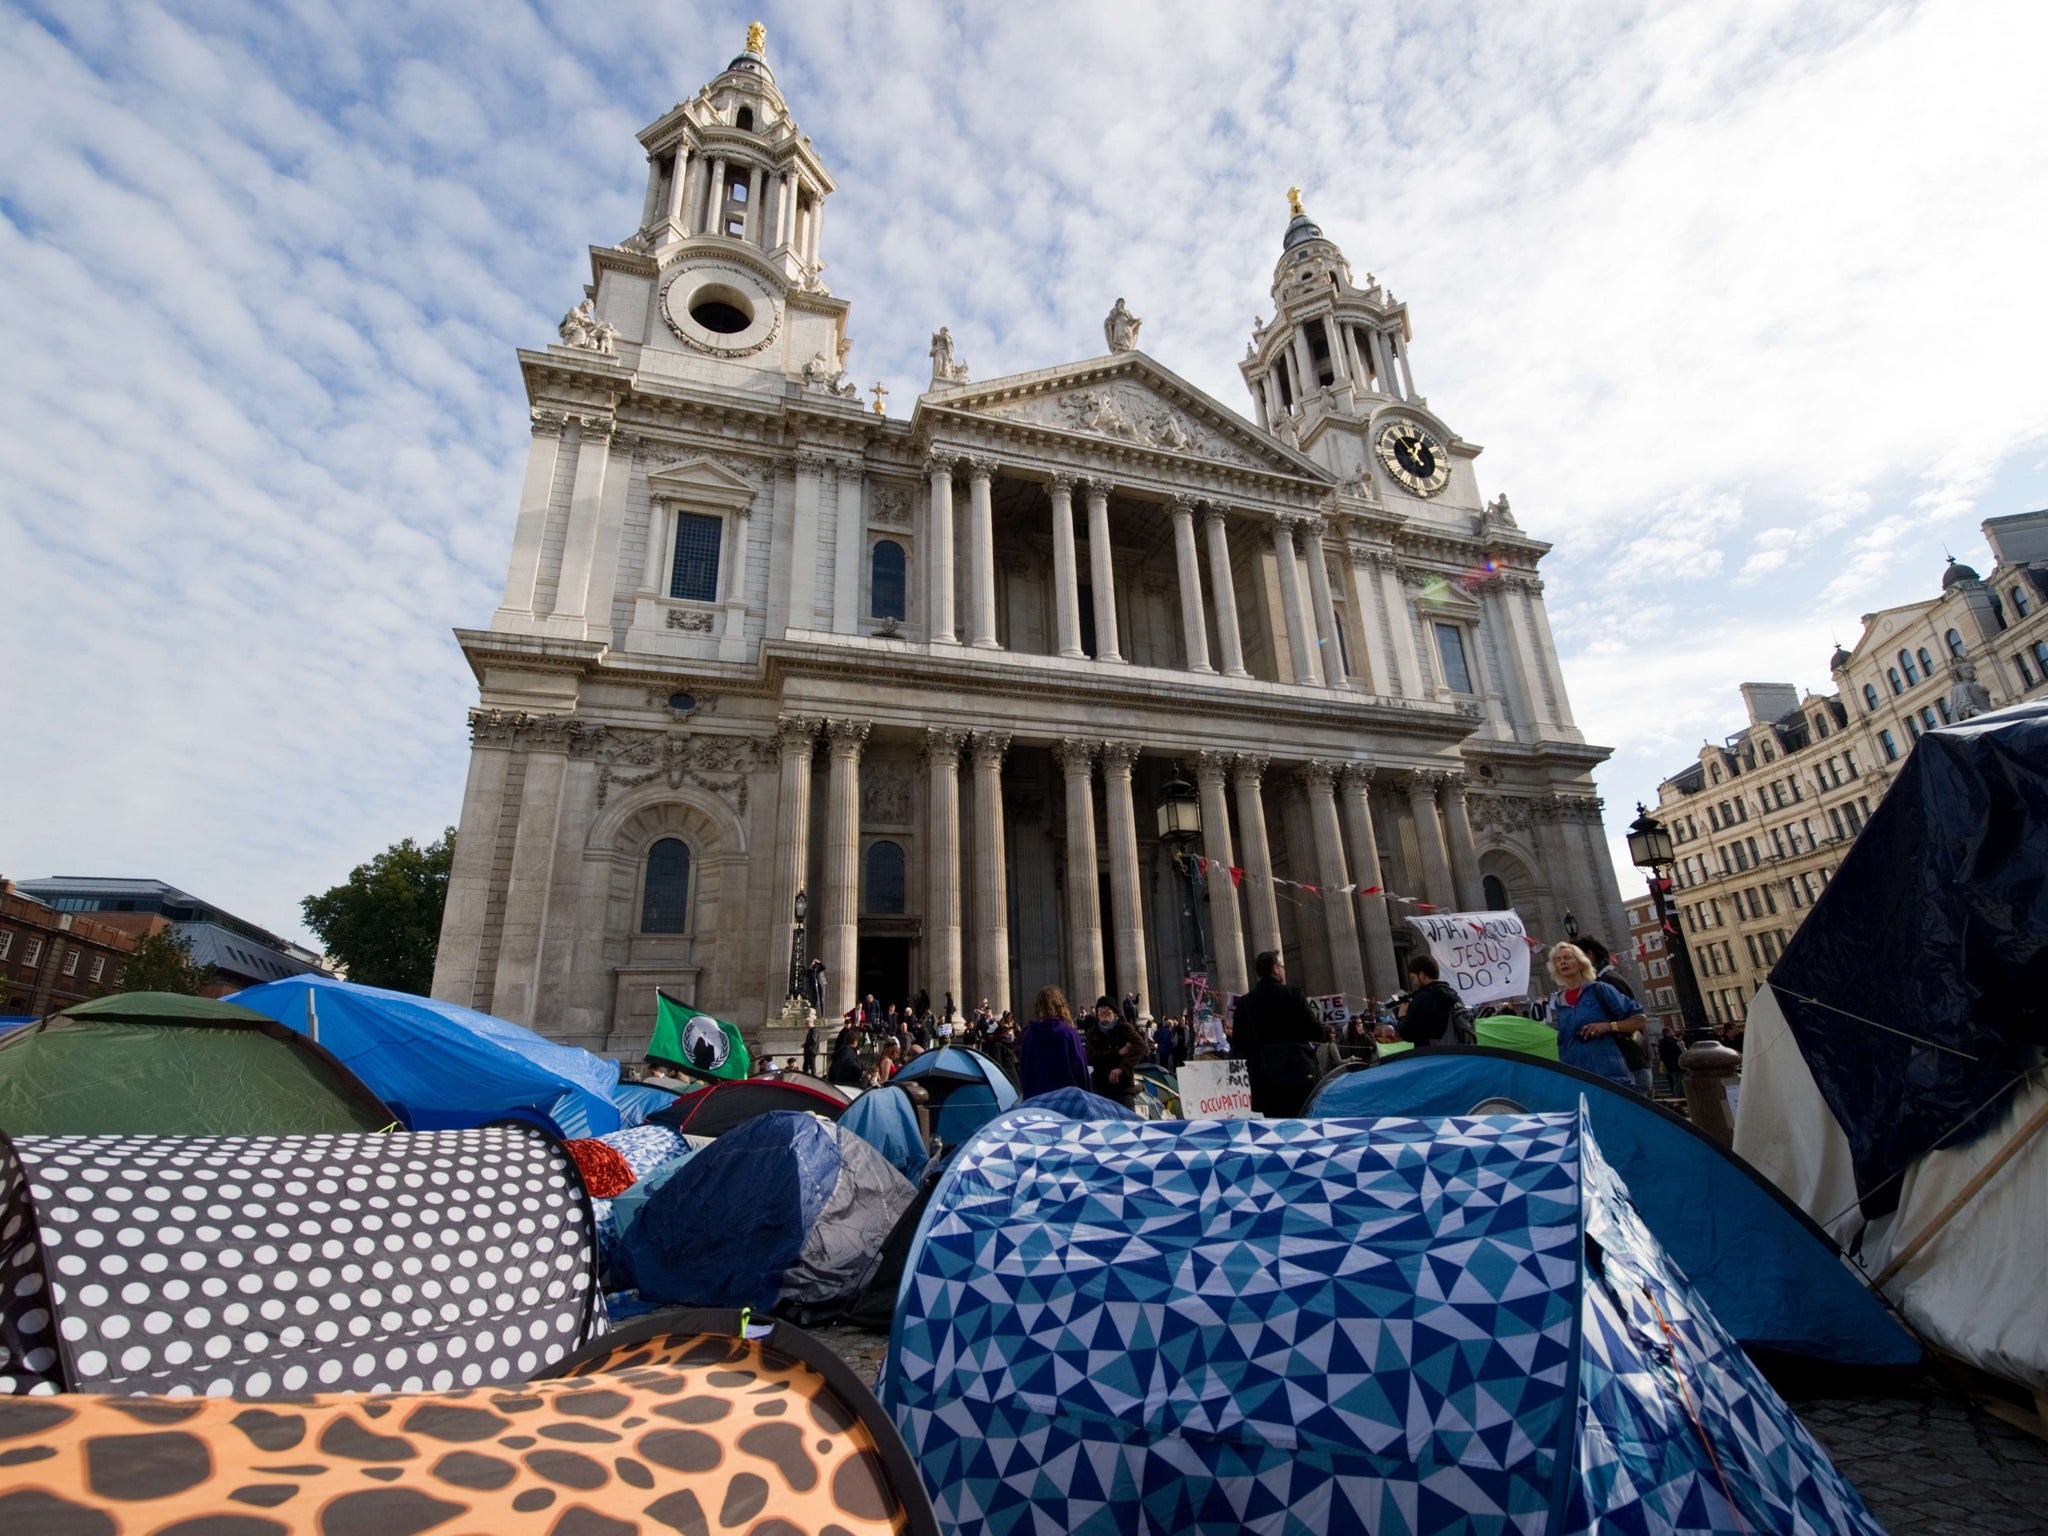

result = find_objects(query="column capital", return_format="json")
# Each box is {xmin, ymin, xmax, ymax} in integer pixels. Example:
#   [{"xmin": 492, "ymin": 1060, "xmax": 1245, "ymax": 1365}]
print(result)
[
  {"xmin": 1270, "ymin": 513, "xmax": 1302, "ymax": 547},
  {"xmin": 1440, "ymin": 769, "xmax": 1472, "ymax": 795},
  {"xmin": 1193, "ymin": 748, "xmax": 1233, "ymax": 787},
  {"xmin": 1201, "ymin": 501, "xmax": 1231, "ymax": 527},
  {"xmin": 530, "ymin": 409, "xmax": 569, "ymax": 438},
  {"xmin": 1412, "ymin": 768, "xmax": 1451, "ymax": 792},
  {"xmin": 1099, "ymin": 740, "xmax": 1142, "ymax": 774},
  {"xmin": 796, "ymin": 448, "xmax": 832, "ymax": 473},
  {"xmin": 576, "ymin": 414, "xmax": 617, "ymax": 443},
  {"xmin": 922, "ymin": 451, "xmax": 959, "ymax": 480},
  {"xmin": 1231, "ymin": 752, "xmax": 1269, "ymax": 784},
  {"xmin": 1077, "ymin": 476, "xmax": 1113, "ymax": 502},
  {"xmin": 921, "ymin": 725, "xmax": 968, "ymax": 766},
  {"xmin": 1047, "ymin": 470, "xmax": 1077, "ymax": 496},
  {"xmin": 1052, "ymin": 737, "xmax": 1100, "ymax": 775},
  {"xmin": 1337, "ymin": 761, "xmax": 1378, "ymax": 792},
  {"xmin": 824, "ymin": 718, "xmax": 871, "ymax": 755},
  {"xmin": 1168, "ymin": 496, "xmax": 1199, "ymax": 522},
  {"xmin": 774, "ymin": 715, "xmax": 820, "ymax": 756},
  {"xmin": 965, "ymin": 455, "xmax": 998, "ymax": 482},
  {"xmin": 970, "ymin": 729, "xmax": 1011, "ymax": 767},
  {"xmin": 1293, "ymin": 758, "xmax": 1339, "ymax": 792}
]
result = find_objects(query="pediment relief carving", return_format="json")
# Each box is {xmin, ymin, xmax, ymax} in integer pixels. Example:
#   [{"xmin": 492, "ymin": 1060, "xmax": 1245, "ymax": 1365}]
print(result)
[{"xmin": 971, "ymin": 381, "xmax": 1266, "ymax": 470}]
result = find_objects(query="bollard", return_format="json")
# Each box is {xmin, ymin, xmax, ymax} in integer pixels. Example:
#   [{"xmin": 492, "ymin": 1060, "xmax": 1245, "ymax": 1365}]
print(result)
[{"xmin": 1680, "ymin": 1036, "xmax": 1743, "ymax": 1146}]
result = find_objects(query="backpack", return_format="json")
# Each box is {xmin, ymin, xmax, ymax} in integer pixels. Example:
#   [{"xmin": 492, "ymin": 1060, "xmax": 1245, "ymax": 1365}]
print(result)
[{"xmin": 1448, "ymin": 996, "xmax": 1478, "ymax": 1046}]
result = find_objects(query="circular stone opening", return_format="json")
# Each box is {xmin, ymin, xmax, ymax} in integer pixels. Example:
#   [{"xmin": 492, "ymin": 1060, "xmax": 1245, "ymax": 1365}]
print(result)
[
  {"xmin": 668, "ymin": 692, "xmax": 697, "ymax": 713},
  {"xmin": 690, "ymin": 295, "xmax": 752, "ymax": 334}
]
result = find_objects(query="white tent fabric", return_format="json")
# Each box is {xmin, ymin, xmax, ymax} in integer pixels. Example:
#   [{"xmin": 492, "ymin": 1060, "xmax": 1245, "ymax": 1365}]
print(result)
[{"xmin": 1736, "ymin": 984, "xmax": 2048, "ymax": 1390}]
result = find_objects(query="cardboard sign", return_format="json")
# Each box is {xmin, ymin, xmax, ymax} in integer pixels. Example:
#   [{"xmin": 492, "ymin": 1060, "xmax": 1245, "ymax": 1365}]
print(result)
[
  {"xmin": 1312, "ymin": 994, "xmax": 1351, "ymax": 1026},
  {"xmin": 1176, "ymin": 1058, "xmax": 1255, "ymax": 1119},
  {"xmin": 1408, "ymin": 910, "xmax": 1532, "ymax": 1006}
]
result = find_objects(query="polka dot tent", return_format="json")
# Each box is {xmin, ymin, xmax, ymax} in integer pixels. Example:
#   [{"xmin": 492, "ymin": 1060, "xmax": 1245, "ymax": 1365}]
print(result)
[
  {"xmin": 0, "ymin": 1307, "xmax": 937, "ymax": 1536},
  {"xmin": 0, "ymin": 1126, "xmax": 605, "ymax": 1398}
]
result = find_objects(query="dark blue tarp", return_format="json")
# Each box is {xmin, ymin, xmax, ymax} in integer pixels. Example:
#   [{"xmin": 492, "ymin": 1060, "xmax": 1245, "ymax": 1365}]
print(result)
[
  {"xmin": 230, "ymin": 975, "xmax": 626, "ymax": 1139},
  {"xmin": 1768, "ymin": 699, "xmax": 2048, "ymax": 1218},
  {"xmin": 839, "ymin": 1085, "xmax": 928, "ymax": 1180},
  {"xmin": 1026, "ymin": 1086, "xmax": 1140, "ymax": 1122},
  {"xmin": 890, "ymin": 1046, "xmax": 1018, "ymax": 1145},
  {"xmin": 1306, "ymin": 1048, "xmax": 1918, "ymax": 1366}
]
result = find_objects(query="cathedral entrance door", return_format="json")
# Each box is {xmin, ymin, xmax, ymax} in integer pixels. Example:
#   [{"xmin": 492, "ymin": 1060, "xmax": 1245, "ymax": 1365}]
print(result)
[{"xmin": 857, "ymin": 936, "xmax": 912, "ymax": 1011}]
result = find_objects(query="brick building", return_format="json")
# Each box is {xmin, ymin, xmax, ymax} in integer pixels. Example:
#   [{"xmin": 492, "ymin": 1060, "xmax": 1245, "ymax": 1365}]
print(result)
[
  {"xmin": 0, "ymin": 879, "xmax": 151, "ymax": 1018},
  {"xmin": 1624, "ymin": 891, "xmax": 1684, "ymax": 1047},
  {"xmin": 14, "ymin": 877, "xmax": 325, "ymax": 996}
]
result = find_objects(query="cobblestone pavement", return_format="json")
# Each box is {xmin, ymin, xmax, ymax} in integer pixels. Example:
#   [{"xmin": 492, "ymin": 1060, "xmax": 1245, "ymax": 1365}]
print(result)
[{"xmin": 815, "ymin": 1325, "xmax": 2048, "ymax": 1533}]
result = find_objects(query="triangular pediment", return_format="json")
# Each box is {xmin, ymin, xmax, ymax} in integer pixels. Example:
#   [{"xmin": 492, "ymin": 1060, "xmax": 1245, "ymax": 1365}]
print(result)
[
  {"xmin": 644, "ymin": 455, "xmax": 758, "ymax": 506},
  {"xmin": 925, "ymin": 353, "xmax": 1329, "ymax": 482}
]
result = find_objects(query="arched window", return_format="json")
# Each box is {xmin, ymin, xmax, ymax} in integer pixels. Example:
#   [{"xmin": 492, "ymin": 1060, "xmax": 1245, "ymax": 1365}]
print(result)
[
  {"xmin": 1898, "ymin": 649, "xmax": 1918, "ymax": 685},
  {"xmin": 1482, "ymin": 873, "xmax": 1509, "ymax": 911},
  {"xmin": 2015, "ymin": 584, "xmax": 2033, "ymax": 618},
  {"xmin": 735, "ymin": 106, "xmax": 754, "ymax": 130},
  {"xmin": 1917, "ymin": 647, "xmax": 1935, "ymax": 678},
  {"xmin": 1887, "ymin": 667, "xmax": 1903, "ymax": 695},
  {"xmin": 1863, "ymin": 683, "xmax": 1879, "ymax": 712},
  {"xmin": 1937, "ymin": 697, "xmax": 1952, "ymax": 724},
  {"xmin": 1880, "ymin": 729, "xmax": 1899, "ymax": 762},
  {"xmin": 864, "ymin": 840, "xmax": 906, "ymax": 914},
  {"xmin": 1922, "ymin": 706, "xmax": 1939, "ymax": 732},
  {"xmin": 870, "ymin": 539, "xmax": 907, "ymax": 621},
  {"xmin": 641, "ymin": 838, "xmax": 691, "ymax": 933},
  {"xmin": 1814, "ymin": 713, "xmax": 1830, "ymax": 739},
  {"xmin": 1946, "ymin": 628, "xmax": 1966, "ymax": 658}
]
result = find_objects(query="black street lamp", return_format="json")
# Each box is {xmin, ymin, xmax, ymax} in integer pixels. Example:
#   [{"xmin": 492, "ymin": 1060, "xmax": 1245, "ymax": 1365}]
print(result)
[
  {"xmin": 1562, "ymin": 909, "xmax": 1580, "ymax": 941},
  {"xmin": 1154, "ymin": 770, "xmax": 1209, "ymax": 1009},
  {"xmin": 787, "ymin": 888, "xmax": 809, "ymax": 1002}
]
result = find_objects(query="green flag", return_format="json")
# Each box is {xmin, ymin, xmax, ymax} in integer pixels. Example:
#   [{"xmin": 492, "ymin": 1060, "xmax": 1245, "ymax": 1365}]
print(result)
[{"xmin": 650, "ymin": 992, "xmax": 752, "ymax": 1081}]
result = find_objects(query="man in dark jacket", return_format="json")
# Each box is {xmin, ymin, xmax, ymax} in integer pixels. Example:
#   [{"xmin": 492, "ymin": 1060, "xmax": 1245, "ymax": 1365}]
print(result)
[
  {"xmin": 1229, "ymin": 951, "xmax": 1323, "ymax": 1117},
  {"xmin": 1395, "ymin": 955, "xmax": 1464, "ymax": 1045},
  {"xmin": 1085, "ymin": 995, "xmax": 1144, "ymax": 1105}
]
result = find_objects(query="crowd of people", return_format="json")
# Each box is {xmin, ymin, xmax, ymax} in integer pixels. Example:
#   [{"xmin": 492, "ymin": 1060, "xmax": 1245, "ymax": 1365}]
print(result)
[{"xmin": 787, "ymin": 929, "xmax": 1729, "ymax": 1116}]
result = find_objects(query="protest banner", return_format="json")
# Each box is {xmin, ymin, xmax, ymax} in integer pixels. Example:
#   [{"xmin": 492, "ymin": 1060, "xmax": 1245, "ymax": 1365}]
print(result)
[
  {"xmin": 1311, "ymin": 993, "xmax": 1350, "ymax": 1026},
  {"xmin": 1407, "ymin": 909, "xmax": 1532, "ymax": 1005},
  {"xmin": 1176, "ymin": 1058, "xmax": 1255, "ymax": 1119}
]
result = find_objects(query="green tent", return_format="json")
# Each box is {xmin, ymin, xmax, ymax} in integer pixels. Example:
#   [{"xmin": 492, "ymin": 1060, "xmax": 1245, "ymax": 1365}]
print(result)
[
  {"xmin": 0, "ymin": 992, "xmax": 395, "ymax": 1135},
  {"xmin": 1377, "ymin": 1013, "xmax": 1560, "ymax": 1061},
  {"xmin": 649, "ymin": 992, "xmax": 751, "ymax": 1081}
]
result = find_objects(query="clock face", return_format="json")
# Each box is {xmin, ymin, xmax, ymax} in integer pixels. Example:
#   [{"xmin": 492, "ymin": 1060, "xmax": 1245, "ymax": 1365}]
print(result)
[{"xmin": 1376, "ymin": 423, "xmax": 1451, "ymax": 495}]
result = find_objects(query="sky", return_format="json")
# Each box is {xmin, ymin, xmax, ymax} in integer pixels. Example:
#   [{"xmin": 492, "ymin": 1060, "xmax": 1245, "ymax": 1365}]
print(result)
[{"xmin": 3, "ymin": 0, "xmax": 2046, "ymax": 949}]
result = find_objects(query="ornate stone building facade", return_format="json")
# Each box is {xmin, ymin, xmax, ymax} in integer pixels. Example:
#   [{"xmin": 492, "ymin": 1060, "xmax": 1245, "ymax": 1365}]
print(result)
[{"xmin": 430, "ymin": 32, "xmax": 1630, "ymax": 1053}]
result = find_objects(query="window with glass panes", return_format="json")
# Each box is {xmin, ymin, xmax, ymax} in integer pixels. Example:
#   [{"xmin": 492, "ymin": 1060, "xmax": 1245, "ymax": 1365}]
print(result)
[
  {"xmin": 641, "ymin": 838, "xmax": 691, "ymax": 933},
  {"xmin": 669, "ymin": 512, "xmax": 723, "ymax": 602},
  {"xmin": 1433, "ymin": 623, "xmax": 1473, "ymax": 693}
]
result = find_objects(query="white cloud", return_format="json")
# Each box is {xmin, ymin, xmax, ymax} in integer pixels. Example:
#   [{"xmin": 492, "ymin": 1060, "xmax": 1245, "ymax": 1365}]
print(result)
[{"xmin": 2, "ymin": 0, "xmax": 2045, "ymax": 940}]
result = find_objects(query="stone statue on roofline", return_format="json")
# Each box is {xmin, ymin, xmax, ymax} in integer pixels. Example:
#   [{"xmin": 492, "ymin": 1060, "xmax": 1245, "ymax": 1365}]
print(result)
[
  {"xmin": 929, "ymin": 326, "xmax": 969, "ymax": 384},
  {"xmin": 1104, "ymin": 297, "xmax": 1142, "ymax": 353},
  {"xmin": 559, "ymin": 296, "xmax": 617, "ymax": 356}
]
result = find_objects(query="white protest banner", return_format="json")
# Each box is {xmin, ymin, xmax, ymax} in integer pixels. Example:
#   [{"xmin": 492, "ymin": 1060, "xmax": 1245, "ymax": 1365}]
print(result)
[
  {"xmin": 1407, "ymin": 909, "xmax": 1531, "ymax": 1006},
  {"xmin": 1176, "ymin": 1058, "xmax": 1255, "ymax": 1119},
  {"xmin": 1312, "ymin": 994, "xmax": 1350, "ymax": 1026}
]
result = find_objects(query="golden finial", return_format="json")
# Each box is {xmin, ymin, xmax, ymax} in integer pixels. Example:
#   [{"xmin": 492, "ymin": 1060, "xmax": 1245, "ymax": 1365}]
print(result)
[
  {"xmin": 1287, "ymin": 186, "xmax": 1305, "ymax": 218},
  {"xmin": 871, "ymin": 381, "xmax": 889, "ymax": 416},
  {"xmin": 746, "ymin": 20, "xmax": 766, "ymax": 55}
]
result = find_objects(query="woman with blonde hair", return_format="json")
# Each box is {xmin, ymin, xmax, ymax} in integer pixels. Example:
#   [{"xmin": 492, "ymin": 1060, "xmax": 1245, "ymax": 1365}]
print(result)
[
  {"xmin": 1545, "ymin": 942, "xmax": 1646, "ymax": 1089},
  {"xmin": 1017, "ymin": 985, "xmax": 1090, "ymax": 1100}
]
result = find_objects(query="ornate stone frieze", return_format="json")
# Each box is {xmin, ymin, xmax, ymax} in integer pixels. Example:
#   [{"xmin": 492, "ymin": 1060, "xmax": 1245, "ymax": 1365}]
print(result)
[
  {"xmin": 862, "ymin": 762, "xmax": 914, "ymax": 825},
  {"xmin": 666, "ymin": 609, "xmax": 716, "ymax": 632},
  {"xmin": 871, "ymin": 487, "xmax": 912, "ymax": 526},
  {"xmin": 974, "ymin": 382, "xmax": 1261, "ymax": 468},
  {"xmin": 591, "ymin": 729, "xmax": 753, "ymax": 813},
  {"xmin": 642, "ymin": 686, "xmax": 721, "ymax": 715},
  {"xmin": 1466, "ymin": 792, "xmax": 1536, "ymax": 833}
]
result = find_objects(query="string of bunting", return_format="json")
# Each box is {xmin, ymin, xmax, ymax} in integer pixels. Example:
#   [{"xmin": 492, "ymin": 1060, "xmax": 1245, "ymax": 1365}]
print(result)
[{"xmin": 1171, "ymin": 848, "xmax": 1545, "ymax": 949}]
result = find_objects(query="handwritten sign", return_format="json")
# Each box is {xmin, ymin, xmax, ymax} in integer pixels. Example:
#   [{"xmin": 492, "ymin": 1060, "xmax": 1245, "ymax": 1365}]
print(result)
[
  {"xmin": 1176, "ymin": 1059, "xmax": 1255, "ymax": 1119},
  {"xmin": 1311, "ymin": 994, "xmax": 1351, "ymax": 1026},
  {"xmin": 1408, "ymin": 910, "xmax": 1531, "ymax": 1006}
]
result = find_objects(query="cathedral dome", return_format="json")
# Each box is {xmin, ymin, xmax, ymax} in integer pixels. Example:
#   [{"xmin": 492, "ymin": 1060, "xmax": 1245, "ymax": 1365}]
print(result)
[
  {"xmin": 1829, "ymin": 645, "xmax": 1852, "ymax": 672},
  {"xmin": 1941, "ymin": 557, "xmax": 1982, "ymax": 590},
  {"xmin": 1282, "ymin": 211, "xmax": 1324, "ymax": 251}
]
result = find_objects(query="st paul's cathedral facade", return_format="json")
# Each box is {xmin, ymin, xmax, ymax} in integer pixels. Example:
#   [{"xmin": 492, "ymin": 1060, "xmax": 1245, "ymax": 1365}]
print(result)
[{"xmin": 431, "ymin": 28, "xmax": 1631, "ymax": 1052}]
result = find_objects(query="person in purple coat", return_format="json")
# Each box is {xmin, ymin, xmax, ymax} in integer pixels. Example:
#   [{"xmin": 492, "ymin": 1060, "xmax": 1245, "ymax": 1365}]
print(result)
[{"xmin": 1017, "ymin": 985, "xmax": 1090, "ymax": 1099}]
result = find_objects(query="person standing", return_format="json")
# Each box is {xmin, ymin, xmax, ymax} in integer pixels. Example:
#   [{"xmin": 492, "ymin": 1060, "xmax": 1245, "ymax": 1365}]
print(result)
[
  {"xmin": 1657, "ymin": 1028, "xmax": 1684, "ymax": 1096},
  {"xmin": 801, "ymin": 1021, "xmax": 819, "ymax": 1077},
  {"xmin": 828, "ymin": 1022, "xmax": 865, "ymax": 1088},
  {"xmin": 1544, "ymin": 943, "xmax": 1646, "ymax": 1089},
  {"xmin": 1017, "ymin": 986, "xmax": 1089, "ymax": 1099},
  {"xmin": 1387, "ymin": 955, "xmax": 1467, "ymax": 1046},
  {"xmin": 1152, "ymin": 1014, "xmax": 1178, "ymax": 1072},
  {"xmin": 805, "ymin": 957, "xmax": 827, "ymax": 1015},
  {"xmin": 1230, "ymin": 951, "xmax": 1323, "ymax": 1118},
  {"xmin": 1086, "ymin": 995, "xmax": 1144, "ymax": 1106}
]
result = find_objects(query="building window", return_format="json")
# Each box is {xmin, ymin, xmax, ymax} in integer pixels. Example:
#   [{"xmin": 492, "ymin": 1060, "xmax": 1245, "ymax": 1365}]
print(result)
[
  {"xmin": 1880, "ymin": 729, "xmax": 1898, "ymax": 761},
  {"xmin": 23, "ymin": 938, "xmax": 42, "ymax": 967},
  {"xmin": 1947, "ymin": 628, "xmax": 1966, "ymax": 658},
  {"xmin": 1898, "ymin": 649, "xmax": 1918, "ymax": 685},
  {"xmin": 1918, "ymin": 647, "xmax": 1935, "ymax": 679},
  {"xmin": 1843, "ymin": 749, "xmax": 1858, "ymax": 778},
  {"xmin": 61, "ymin": 949, "xmax": 80, "ymax": 976},
  {"xmin": 735, "ymin": 106, "xmax": 754, "ymax": 130},
  {"xmin": 1906, "ymin": 716, "xmax": 1921, "ymax": 740},
  {"xmin": 1434, "ymin": 623, "xmax": 1474, "ymax": 694},
  {"xmin": 2018, "ymin": 652, "xmax": 2037, "ymax": 688},
  {"xmin": 1830, "ymin": 807, "xmax": 1847, "ymax": 839},
  {"xmin": 1745, "ymin": 933, "xmax": 1761, "ymax": 968},
  {"xmin": 1937, "ymin": 697, "xmax": 1952, "ymax": 724},
  {"xmin": 1844, "ymin": 801, "xmax": 1863, "ymax": 834},
  {"xmin": 864, "ymin": 840, "xmax": 907, "ymax": 914},
  {"xmin": 0, "ymin": 932, "xmax": 10, "ymax": 961},
  {"xmin": 2034, "ymin": 641, "xmax": 2048, "ymax": 677},
  {"xmin": 1887, "ymin": 667, "xmax": 1903, "ymax": 695},
  {"xmin": 669, "ymin": 512, "xmax": 724, "ymax": 602},
  {"xmin": 870, "ymin": 539, "xmax": 907, "ymax": 621},
  {"xmin": 89, "ymin": 956, "xmax": 105, "ymax": 982},
  {"xmin": 640, "ymin": 838, "xmax": 691, "ymax": 934},
  {"xmin": 1815, "ymin": 713, "xmax": 1830, "ymax": 738},
  {"xmin": 1789, "ymin": 878, "xmax": 1804, "ymax": 909},
  {"xmin": 1921, "ymin": 706, "xmax": 1939, "ymax": 732},
  {"xmin": 2015, "ymin": 584, "xmax": 2034, "ymax": 618},
  {"xmin": 1863, "ymin": 683, "xmax": 1880, "ymax": 712},
  {"xmin": 1482, "ymin": 873, "xmax": 1509, "ymax": 910}
]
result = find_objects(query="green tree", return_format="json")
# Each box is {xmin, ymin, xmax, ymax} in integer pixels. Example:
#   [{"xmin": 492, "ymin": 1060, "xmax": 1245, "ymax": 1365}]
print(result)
[
  {"xmin": 118, "ymin": 928, "xmax": 217, "ymax": 995},
  {"xmin": 301, "ymin": 829, "xmax": 455, "ymax": 996}
]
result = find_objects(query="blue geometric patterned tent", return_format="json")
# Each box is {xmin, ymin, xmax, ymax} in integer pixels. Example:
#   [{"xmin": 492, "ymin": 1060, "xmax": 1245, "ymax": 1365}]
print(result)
[{"xmin": 880, "ymin": 1106, "xmax": 1884, "ymax": 1536}]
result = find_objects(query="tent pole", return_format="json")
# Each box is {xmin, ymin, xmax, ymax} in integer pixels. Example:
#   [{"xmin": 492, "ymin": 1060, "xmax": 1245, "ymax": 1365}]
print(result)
[
  {"xmin": 1872, "ymin": 1087, "xmax": 2048, "ymax": 1290},
  {"xmin": 307, "ymin": 989, "xmax": 319, "ymax": 1045}
]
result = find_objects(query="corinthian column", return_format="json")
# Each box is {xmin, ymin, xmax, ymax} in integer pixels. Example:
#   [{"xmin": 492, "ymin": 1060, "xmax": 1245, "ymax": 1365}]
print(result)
[
  {"xmin": 1406, "ymin": 769, "xmax": 1458, "ymax": 911},
  {"xmin": 923, "ymin": 728, "xmax": 967, "ymax": 1016},
  {"xmin": 1297, "ymin": 761, "xmax": 1365, "ymax": 1005},
  {"xmin": 1082, "ymin": 479, "xmax": 1123, "ymax": 661},
  {"xmin": 1338, "ymin": 765, "xmax": 1402, "ymax": 998},
  {"xmin": 1231, "ymin": 755, "xmax": 1283, "ymax": 957},
  {"xmin": 1170, "ymin": 500, "xmax": 1212, "ymax": 673},
  {"xmin": 1440, "ymin": 771, "xmax": 1486, "ymax": 911},
  {"xmin": 1204, "ymin": 506, "xmax": 1249, "ymax": 677},
  {"xmin": 967, "ymin": 458, "xmax": 1000, "ymax": 648},
  {"xmin": 820, "ymin": 719, "xmax": 869, "ymax": 1018},
  {"xmin": 767, "ymin": 716, "xmax": 819, "ymax": 1012},
  {"xmin": 1049, "ymin": 473, "xmax": 1085, "ymax": 658},
  {"xmin": 925, "ymin": 455, "xmax": 958, "ymax": 645},
  {"xmin": 1302, "ymin": 519, "xmax": 1348, "ymax": 687},
  {"xmin": 1194, "ymin": 750, "xmax": 1249, "ymax": 995},
  {"xmin": 970, "ymin": 731, "xmax": 1012, "ymax": 1012},
  {"xmin": 1271, "ymin": 514, "xmax": 1319, "ymax": 685},
  {"xmin": 1100, "ymin": 741, "xmax": 1151, "ymax": 1015},
  {"xmin": 1053, "ymin": 739, "xmax": 1106, "ymax": 1005}
]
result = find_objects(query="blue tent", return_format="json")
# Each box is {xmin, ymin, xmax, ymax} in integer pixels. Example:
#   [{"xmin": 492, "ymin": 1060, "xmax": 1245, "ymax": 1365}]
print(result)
[
  {"xmin": 231, "ymin": 974, "xmax": 627, "ymax": 1139},
  {"xmin": 881, "ymin": 1107, "xmax": 1885, "ymax": 1536},
  {"xmin": 841, "ymin": 1083, "xmax": 930, "ymax": 1180},
  {"xmin": 1028, "ymin": 1085, "xmax": 1140, "ymax": 1122},
  {"xmin": 1305, "ymin": 1048, "xmax": 1918, "ymax": 1367},
  {"xmin": 890, "ymin": 1046, "xmax": 1018, "ymax": 1146},
  {"xmin": 623, "ymin": 1111, "xmax": 914, "ymax": 1321}
]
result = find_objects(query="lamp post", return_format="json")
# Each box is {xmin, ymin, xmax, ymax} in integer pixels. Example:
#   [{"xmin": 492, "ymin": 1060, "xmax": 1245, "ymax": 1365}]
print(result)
[
  {"xmin": 1626, "ymin": 803, "xmax": 1742, "ymax": 1144},
  {"xmin": 787, "ymin": 888, "xmax": 809, "ymax": 1005},
  {"xmin": 1154, "ymin": 770, "xmax": 1208, "ymax": 1013},
  {"xmin": 1562, "ymin": 909, "xmax": 1580, "ymax": 942}
]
